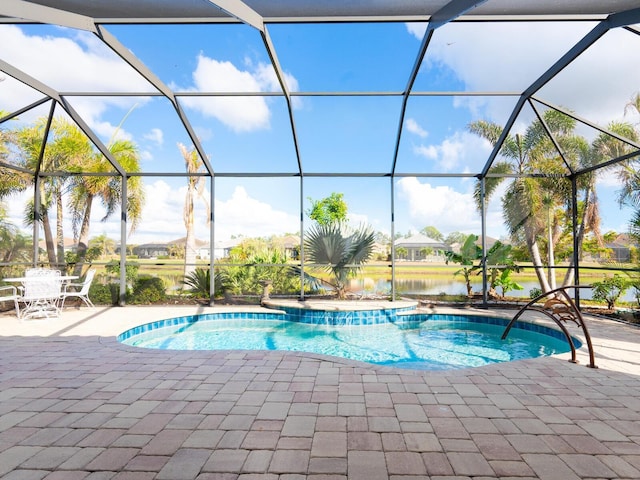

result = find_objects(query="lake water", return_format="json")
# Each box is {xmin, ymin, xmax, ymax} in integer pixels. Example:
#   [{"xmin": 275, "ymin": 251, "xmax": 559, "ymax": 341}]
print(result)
[{"xmin": 351, "ymin": 277, "xmax": 639, "ymax": 303}]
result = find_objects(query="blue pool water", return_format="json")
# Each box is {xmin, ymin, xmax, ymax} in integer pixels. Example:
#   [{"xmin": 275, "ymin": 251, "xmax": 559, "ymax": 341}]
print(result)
[{"xmin": 119, "ymin": 312, "xmax": 577, "ymax": 371}]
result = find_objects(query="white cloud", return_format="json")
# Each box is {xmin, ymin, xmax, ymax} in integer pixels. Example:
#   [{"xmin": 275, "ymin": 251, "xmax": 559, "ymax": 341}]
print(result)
[
  {"xmin": 411, "ymin": 130, "xmax": 492, "ymax": 172},
  {"xmin": 143, "ymin": 128, "xmax": 164, "ymax": 145},
  {"xmin": 0, "ymin": 26, "xmax": 147, "ymax": 144},
  {"xmin": 405, "ymin": 23, "xmax": 427, "ymax": 40},
  {"xmin": 406, "ymin": 21, "xmax": 640, "ymax": 126},
  {"xmin": 215, "ymin": 186, "xmax": 298, "ymax": 240},
  {"xmin": 179, "ymin": 54, "xmax": 300, "ymax": 132},
  {"xmin": 0, "ymin": 26, "xmax": 153, "ymax": 94},
  {"xmin": 405, "ymin": 118, "xmax": 428, "ymax": 138},
  {"xmin": 397, "ymin": 177, "xmax": 479, "ymax": 233},
  {"xmin": 181, "ymin": 55, "xmax": 269, "ymax": 132},
  {"xmin": 396, "ymin": 177, "xmax": 505, "ymax": 236},
  {"xmin": 596, "ymin": 169, "xmax": 625, "ymax": 189},
  {"xmin": 119, "ymin": 181, "xmax": 298, "ymax": 244}
]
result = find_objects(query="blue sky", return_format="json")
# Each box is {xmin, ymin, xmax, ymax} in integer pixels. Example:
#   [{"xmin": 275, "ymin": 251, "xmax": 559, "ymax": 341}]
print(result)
[{"xmin": 1, "ymin": 20, "xmax": 639, "ymax": 244}]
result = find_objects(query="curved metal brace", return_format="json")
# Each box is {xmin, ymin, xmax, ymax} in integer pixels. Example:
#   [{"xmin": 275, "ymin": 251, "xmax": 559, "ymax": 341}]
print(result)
[{"xmin": 501, "ymin": 285, "xmax": 597, "ymax": 368}]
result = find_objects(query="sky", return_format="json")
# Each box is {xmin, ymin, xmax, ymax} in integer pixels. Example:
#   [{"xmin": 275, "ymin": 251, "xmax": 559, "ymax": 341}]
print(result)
[{"xmin": 1, "ymin": 18, "xmax": 639, "ymax": 245}]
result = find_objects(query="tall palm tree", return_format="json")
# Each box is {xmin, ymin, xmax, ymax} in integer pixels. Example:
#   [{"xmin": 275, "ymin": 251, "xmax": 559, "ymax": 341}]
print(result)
[
  {"xmin": 16, "ymin": 117, "xmax": 91, "ymax": 268},
  {"xmin": 469, "ymin": 110, "xmax": 582, "ymax": 293},
  {"xmin": 624, "ymin": 92, "xmax": 640, "ymax": 118},
  {"xmin": 601, "ymin": 121, "xmax": 640, "ymax": 243},
  {"xmin": 178, "ymin": 143, "xmax": 209, "ymax": 280},
  {"xmin": 89, "ymin": 233, "xmax": 116, "ymax": 259},
  {"xmin": 68, "ymin": 137, "xmax": 144, "ymax": 276},
  {"xmin": 304, "ymin": 222, "xmax": 375, "ymax": 299}
]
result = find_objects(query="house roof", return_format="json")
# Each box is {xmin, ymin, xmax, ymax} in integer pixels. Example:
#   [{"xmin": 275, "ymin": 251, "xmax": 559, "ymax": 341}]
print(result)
[{"xmin": 394, "ymin": 234, "xmax": 448, "ymax": 248}]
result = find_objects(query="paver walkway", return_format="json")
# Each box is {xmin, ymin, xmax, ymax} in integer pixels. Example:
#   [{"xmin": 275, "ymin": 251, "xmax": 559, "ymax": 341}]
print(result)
[{"xmin": 1, "ymin": 305, "xmax": 639, "ymax": 479}]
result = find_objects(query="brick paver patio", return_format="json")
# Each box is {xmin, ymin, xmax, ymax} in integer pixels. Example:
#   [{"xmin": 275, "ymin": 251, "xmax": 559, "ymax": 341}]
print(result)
[{"xmin": 1, "ymin": 304, "xmax": 639, "ymax": 479}]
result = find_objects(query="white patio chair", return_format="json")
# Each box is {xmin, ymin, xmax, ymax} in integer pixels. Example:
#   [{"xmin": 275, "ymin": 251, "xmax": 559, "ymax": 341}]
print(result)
[
  {"xmin": 0, "ymin": 285, "xmax": 21, "ymax": 317},
  {"xmin": 61, "ymin": 269, "xmax": 96, "ymax": 309},
  {"xmin": 19, "ymin": 271, "xmax": 63, "ymax": 320}
]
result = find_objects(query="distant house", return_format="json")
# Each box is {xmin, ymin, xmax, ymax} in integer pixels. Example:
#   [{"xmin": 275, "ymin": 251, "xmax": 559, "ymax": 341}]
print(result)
[
  {"xmin": 212, "ymin": 239, "xmax": 242, "ymax": 259},
  {"xmin": 38, "ymin": 237, "xmax": 77, "ymax": 255},
  {"xmin": 280, "ymin": 235, "xmax": 301, "ymax": 260},
  {"xmin": 132, "ymin": 243, "xmax": 170, "ymax": 259},
  {"xmin": 605, "ymin": 233, "xmax": 638, "ymax": 263},
  {"xmin": 394, "ymin": 234, "xmax": 451, "ymax": 261}
]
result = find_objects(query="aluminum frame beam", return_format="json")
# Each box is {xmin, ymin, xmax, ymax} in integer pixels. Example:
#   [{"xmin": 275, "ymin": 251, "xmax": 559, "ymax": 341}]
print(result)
[{"xmin": 390, "ymin": 0, "xmax": 489, "ymax": 175}]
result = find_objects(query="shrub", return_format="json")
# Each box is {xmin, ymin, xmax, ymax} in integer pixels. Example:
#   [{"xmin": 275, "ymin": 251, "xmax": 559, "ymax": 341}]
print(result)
[
  {"xmin": 88, "ymin": 283, "xmax": 113, "ymax": 305},
  {"xmin": 529, "ymin": 287, "xmax": 543, "ymax": 299},
  {"xmin": 105, "ymin": 260, "xmax": 140, "ymax": 285},
  {"xmin": 592, "ymin": 274, "xmax": 629, "ymax": 310},
  {"xmin": 128, "ymin": 275, "xmax": 166, "ymax": 304}
]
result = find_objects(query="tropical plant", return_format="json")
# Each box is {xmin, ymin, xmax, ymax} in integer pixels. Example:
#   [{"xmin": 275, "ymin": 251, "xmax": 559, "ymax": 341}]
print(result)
[
  {"xmin": 219, "ymin": 247, "xmax": 301, "ymax": 297},
  {"xmin": 444, "ymin": 234, "xmax": 481, "ymax": 296},
  {"xmin": 481, "ymin": 241, "xmax": 521, "ymax": 298},
  {"xmin": 304, "ymin": 222, "xmax": 375, "ymax": 299},
  {"xmin": 183, "ymin": 267, "xmax": 230, "ymax": 299},
  {"xmin": 178, "ymin": 143, "xmax": 209, "ymax": 280},
  {"xmin": 183, "ymin": 267, "xmax": 210, "ymax": 297},
  {"xmin": 592, "ymin": 274, "xmax": 629, "ymax": 310},
  {"xmin": 493, "ymin": 270, "xmax": 524, "ymax": 298}
]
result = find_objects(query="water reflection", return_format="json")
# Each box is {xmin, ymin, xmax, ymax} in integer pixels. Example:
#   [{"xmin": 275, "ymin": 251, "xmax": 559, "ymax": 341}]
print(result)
[{"xmin": 349, "ymin": 277, "xmax": 635, "ymax": 302}]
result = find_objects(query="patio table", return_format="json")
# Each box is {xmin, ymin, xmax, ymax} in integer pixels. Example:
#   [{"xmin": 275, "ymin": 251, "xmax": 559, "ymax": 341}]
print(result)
[{"xmin": 4, "ymin": 275, "xmax": 78, "ymax": 319}]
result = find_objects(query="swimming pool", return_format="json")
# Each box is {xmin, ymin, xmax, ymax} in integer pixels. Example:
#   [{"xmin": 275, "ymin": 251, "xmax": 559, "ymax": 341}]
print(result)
[{"xmin": 118, "ymin": 311, "xmax": 578, "ymax": 371}]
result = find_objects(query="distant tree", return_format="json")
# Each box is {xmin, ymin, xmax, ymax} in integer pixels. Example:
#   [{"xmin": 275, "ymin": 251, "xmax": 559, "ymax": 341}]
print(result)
[
  {"xmin": 420, "ymin": 226, "xmax": 444, "ymax": 241},
  {"xmin": 307, "ymin": 192, "xmax": 348, "ymax": 226},
  {"xmin": 420, "ymin": 247, "xmax": 434, "ymax": 258},
  {"xmin": 444, "ymin": 231, "xmax": 467, "ymax": 246}
]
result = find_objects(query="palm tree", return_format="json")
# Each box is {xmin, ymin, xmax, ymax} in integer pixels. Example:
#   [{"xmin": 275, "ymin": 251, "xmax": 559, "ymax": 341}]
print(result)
[
  {"xmin": 89, "ymin": 233, "xmax": 116, "ymax": 259},
  {"xmin": 559, "ymin": 121, "xmax": 640, "ymax": 285},
  {"xmin": 469, "ymin": 110, "xmax": 583, "ymax": 293},
  {"xmin": 304, "ymin": 222, "xmax": 375, "ymax": 299},
  {"xmin": 16, "ymin": 117, "xmax": 91, "ymax": 268},
  {"xmin": 624, "ymin": 92, "xmax": 640, "ymax": 118},
  {"xmin": 68, "ymin": 137, "xmax": 145, "ymax": 276},
  {"xmin": 178, "ymin": 143, "xmax": 210, "ymax": 280},
  {"xmin": 0, "ymin": 206, "xmax": 32, "ymax": 266}
]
